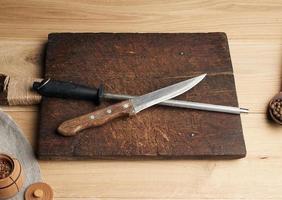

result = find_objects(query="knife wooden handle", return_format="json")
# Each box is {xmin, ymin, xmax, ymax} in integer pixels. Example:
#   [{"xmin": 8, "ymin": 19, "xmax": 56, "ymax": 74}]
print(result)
[{"xmin": 57, "ymin": 100, "xmax": 135, "ymax": 136}]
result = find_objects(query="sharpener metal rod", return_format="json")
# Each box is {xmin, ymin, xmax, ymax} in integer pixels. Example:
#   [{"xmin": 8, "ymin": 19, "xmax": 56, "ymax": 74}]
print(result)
[{"xmin": 103, "ymin": 93, "xmax": 248, "ymax": 115}]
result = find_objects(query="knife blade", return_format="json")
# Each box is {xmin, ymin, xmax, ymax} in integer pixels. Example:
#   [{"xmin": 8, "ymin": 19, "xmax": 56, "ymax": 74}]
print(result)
[{"xmin": 57, "ymin": 74, "xmax": 206, "ymax": 136}]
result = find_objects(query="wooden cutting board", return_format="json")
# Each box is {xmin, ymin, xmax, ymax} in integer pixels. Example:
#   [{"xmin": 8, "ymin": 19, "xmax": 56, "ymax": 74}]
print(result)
[{"xmin": 37, "ymin": 32, "xmax": 246, "ymax": 159}]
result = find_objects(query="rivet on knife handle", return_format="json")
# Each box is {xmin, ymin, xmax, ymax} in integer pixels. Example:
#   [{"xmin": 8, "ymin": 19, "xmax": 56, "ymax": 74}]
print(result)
[{"xmin": 58, "ymin": 100, "xmax": 134, "ymax": 136}]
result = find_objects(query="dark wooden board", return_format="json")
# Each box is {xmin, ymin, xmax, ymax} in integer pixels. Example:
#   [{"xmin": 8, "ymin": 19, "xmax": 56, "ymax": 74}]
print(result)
[{"xmin": 37, "ymin": 32, "xmax": 246, "ymax": 160}]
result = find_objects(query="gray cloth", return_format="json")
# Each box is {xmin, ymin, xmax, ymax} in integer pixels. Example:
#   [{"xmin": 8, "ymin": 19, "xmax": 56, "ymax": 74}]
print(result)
[{"xmin": 0, "ymin": 111, "xmax": 41, "ymax": 200}]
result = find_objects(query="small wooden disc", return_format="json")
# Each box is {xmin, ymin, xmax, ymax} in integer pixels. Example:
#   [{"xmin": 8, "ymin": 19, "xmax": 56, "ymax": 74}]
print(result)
[{"xmin": 25, "ymin": 182, "xmax": 53, "ymax": 200}]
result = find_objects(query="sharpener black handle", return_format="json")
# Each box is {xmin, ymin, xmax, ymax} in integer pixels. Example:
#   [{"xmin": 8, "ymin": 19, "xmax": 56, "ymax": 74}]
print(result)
[{"xmin": 33, "ymin": 79, "xmax": 104, "ymax": 105}]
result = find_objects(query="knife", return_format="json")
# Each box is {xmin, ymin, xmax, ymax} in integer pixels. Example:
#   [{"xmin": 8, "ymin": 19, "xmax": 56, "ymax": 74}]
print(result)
[
  {"xmin": 57, "ymin": 74, "xmax": 206, "ymax": 136},
  {"xmin": 33, "ymin": 78, "xmax": 248, "ymax": 115}
]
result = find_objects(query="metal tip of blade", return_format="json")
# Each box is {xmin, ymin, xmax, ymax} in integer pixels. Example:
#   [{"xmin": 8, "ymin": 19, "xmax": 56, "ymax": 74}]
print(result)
[
  {"xmin": 191, "ymin": 73, "xmax": 207, "ymax": 85},
  {"xmin": 240, "ymin": 108, "xmax": 249, "ymax": 113}
]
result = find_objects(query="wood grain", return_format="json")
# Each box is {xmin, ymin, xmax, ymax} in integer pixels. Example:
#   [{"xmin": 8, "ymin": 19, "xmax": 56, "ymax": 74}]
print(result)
[
  {"xmin": 0, "ymin": 0, "xmax": 282, "ymax": 199},
  {"xmin": 0, "ymin": 1, "xmax": 282, "ymax": 41}
]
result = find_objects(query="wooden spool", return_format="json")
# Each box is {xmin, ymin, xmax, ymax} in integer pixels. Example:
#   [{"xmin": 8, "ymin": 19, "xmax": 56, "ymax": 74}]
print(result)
[
  {"xmin": 25, "ymin": 182, "xmax": 53, "ymax": 200},
  {"xmin": 0, "ymin": 154, "xmax": 24, "ymax": 200}
]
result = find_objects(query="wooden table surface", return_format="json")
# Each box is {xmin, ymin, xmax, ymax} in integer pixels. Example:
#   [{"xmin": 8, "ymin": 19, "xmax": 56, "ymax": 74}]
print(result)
[{"xmin": 0, "ymin": 1, "xmax": 281, "ymax": 199}]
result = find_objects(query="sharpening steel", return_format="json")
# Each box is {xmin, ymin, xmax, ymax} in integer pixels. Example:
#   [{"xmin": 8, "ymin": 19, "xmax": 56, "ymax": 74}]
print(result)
[{"xmin": 33, "ymin": 78, "xmax": 249, "ymax": 115}]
